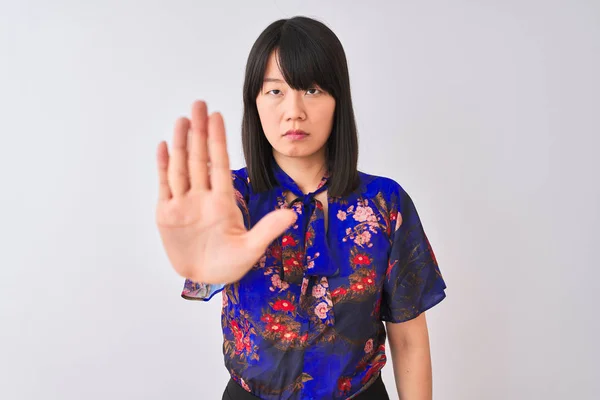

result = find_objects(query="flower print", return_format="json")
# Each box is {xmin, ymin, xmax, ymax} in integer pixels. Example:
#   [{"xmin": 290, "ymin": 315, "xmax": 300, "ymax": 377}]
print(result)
[
  {"xmin": 353, "ymin": 254, "xmax": 371, "ymax": 265},
  {"xmin": 350, "ymin": 283, "xmax": 366, "ymax": 292},
  {"xmin": 305, "ymin": 230, "xmax": 313, "ymax": 243},
  {"xmin": 319, "ymin": 276, "xmax": 329, "ymax": 288},
  {"xmin": 272, "ymin": 299, "xmax": 296, "ymax": 313},
  {"xmin": 282, "ymin": 331, "xmax": 298, "ymax": 342},
  {"xmin": 353, "ymin": 230, "xmax": 372, "ymax": 246},
  {"xmin": 299, "ymin": 333, "xmax": 308, "ymax": 343},
  {"xmin": 353, "ymin": 205, "xmax": 374, "ymax": 223},
  {"xmin": 284, "ymin": 253, "xmax": 303, "ymax": 271},
  {"xmin": 266, "ymin": 322, "xmax": 287, "ymax": 334},
  {"xmin": 368, "ymin": 270, "xmax": 376, "ymax": 279},
  {"xmin": 270, "ymin": 244, "xmax": 282, "ymax": 259},
  {"xmin": 270, "ymin": 274, "xmax": 290, "ymax": 292},
  {"xmin": 331, "ymin": 287, "xmax": 347, "ymax": 298},
  {"xmin": 364, "ymin": 338, "xmax": 374, "ymax": 354},
  {"xmin": 261, "ymin": 314, "xmax": 274, "ymax": 323},
  {"xmin": 337, "ymin": 210, "xmax": 347, "ymax": 221},
  {"xmin": 337, "ymin": 377, "xmax": 352, "ymax": 395},
  {"xmin": 222, "ymin": 291, "xmax": 228, "ymax": 308},
  {"xmin": 301, "ymin": 278, "xmax": 308, "ymax": 295},
  {"xmin": 361, "ymin": 276, "xmax": 375, "ymax": 286},
  {"xmin": 312, "ymin": 284, "xmax": 326, "ymax": 299},
  {"xmin": 314, "ymin": 302, "xmax": 330, "ymax": 319},
  {"xmin": 281, "ymin": 235, "xmax": 297, "ymax": 247},
  {"xmin": 255, "ymin": 253, "xmax": 266, "ymax": 269}
]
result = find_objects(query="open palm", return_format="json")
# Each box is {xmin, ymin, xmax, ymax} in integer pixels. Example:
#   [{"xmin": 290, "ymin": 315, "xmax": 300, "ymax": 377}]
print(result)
[{"xmin": 155, "ymin": 100, "xmax": 297, "ymax": 284}]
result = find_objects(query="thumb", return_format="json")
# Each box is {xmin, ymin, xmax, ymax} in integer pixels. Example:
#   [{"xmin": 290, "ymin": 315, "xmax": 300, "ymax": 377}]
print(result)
[{"xmin": 245, "ymin": 209, "xmax": 298, "ymax": 251}]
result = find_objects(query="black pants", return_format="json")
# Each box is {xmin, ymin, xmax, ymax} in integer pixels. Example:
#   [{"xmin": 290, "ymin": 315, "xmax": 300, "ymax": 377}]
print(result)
[{"xmin": 222, "ymin": 373, "xmax": 390, "ymax": 400}]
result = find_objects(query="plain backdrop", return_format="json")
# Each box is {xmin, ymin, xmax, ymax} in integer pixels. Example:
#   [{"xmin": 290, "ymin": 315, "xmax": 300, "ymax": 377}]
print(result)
[{"xmin": 1, "ymin": 1, "xmax": 598, "ymax": 399}]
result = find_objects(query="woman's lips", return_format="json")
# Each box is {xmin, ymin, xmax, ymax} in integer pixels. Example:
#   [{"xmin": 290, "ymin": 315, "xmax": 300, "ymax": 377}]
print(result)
[{"xmin": 284, "ymin": 129, "xmax": 308, "ymax": 140}]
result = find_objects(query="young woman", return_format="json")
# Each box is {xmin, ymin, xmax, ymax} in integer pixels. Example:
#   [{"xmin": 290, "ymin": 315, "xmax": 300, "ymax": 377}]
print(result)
[{"xmin": 156, "ymin": 16, "xmax": 447, "ymax": 400}]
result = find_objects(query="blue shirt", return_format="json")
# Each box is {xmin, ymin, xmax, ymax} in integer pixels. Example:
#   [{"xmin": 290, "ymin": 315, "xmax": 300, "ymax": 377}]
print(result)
[{"xmin": 181, "ymin": 162, "xmax": 447, "ymax": 399}]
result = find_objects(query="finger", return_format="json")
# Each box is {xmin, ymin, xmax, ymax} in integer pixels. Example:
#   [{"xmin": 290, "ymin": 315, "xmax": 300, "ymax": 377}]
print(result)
[
  {"xmin": 169, "ymin": 117, "xmax": 191, "ymax": 197},
  {"xmin": 245, "ymin": 209, "xmax": 298, "ymax": 251},
  {"xmin": 207, "ymin": 112, "xmax": 233, "ymax": 195},
  {"xmin": 156, "ymin": 141, "xmax": 172, "ymax": 201},
  {"xmin": 189, "ymin": 100, "xmax": 210, "ymax": 191}
]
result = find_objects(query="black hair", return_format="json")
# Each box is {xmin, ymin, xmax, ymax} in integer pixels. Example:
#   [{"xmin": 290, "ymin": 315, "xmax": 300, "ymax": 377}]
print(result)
[{"xmin": 241, "ymin": 16, "xmax": 360, "ymax": 198}]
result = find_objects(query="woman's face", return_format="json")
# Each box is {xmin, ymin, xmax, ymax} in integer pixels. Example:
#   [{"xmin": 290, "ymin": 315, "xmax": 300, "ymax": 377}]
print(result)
[{"xmin": 256, "ymin": 51, "xmax": 336, "ymax": 161}]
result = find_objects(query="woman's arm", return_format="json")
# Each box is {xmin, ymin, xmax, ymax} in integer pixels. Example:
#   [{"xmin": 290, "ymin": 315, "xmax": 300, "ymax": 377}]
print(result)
[{"xmin": 385, "ymin": 312, "xmax": 433, "ymax": 400}]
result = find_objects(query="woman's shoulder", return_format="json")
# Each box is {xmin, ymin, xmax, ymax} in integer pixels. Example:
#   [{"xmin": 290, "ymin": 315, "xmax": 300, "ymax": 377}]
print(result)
[{"xmin": 357, "ymin": 169, "xmax": 406, "ymax": 199}]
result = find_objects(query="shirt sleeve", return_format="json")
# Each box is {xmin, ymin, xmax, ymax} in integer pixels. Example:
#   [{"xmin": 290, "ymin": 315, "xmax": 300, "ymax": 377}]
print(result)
[
  {"xmin": 180, "ymin": 169, "xmax": 250, "ymax": 302},
  {"xmin": 380, "ymin": 181, "xmax": 447, "ymax": 323}
]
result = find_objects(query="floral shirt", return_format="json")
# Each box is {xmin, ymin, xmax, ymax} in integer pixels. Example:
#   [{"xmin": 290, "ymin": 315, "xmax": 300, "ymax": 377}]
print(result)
[{"xmin": 181, "ymin": 161, "xmax": 447, "ymax": 400}]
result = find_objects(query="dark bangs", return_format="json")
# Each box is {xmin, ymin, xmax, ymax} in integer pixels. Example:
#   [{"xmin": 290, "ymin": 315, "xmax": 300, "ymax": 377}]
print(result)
[{"xmin": 241, "ymin": 16, "xmax": 360, "ymax": 198}]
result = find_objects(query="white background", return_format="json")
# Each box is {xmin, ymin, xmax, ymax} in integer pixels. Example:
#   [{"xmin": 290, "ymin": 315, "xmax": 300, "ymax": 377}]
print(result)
[{"xmin": 1, "ymin": 0, "xmax": 598, "ymax": 399}]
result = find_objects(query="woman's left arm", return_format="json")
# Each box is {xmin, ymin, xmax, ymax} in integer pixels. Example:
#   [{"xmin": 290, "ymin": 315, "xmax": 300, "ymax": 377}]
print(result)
[{"xmin": 385, "ymin": 312, "xmax": 433, "ymax": 400}]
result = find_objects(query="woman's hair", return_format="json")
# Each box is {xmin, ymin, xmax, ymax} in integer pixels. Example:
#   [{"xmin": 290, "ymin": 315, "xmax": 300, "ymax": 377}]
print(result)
[{"xmin": 241, "ymin": 16, "xmax": 360, "ymax": 198}]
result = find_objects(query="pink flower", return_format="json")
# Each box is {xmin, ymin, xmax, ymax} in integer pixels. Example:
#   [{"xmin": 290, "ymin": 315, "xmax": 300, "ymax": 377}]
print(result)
[
  {"xmin": 353, "ymin": 205, "xmax": 374, "ymax": 222},
  {"xmin": 353, "ymin": 230, "xmax": 372, "ymax": 246},
  {"xmin": 337, "ymin": 210, "xmax": 347, "ymax": 221},
  {"xmin": 271, "ymin": 274, "xmax": 290, "ymax": 292},
  {"xmin": 314, "ymin": 302, "xmax": 330, "ymax": 319},
  {"xmin": 271, "ymin": 274, "xmax": 281, "ymax": 287},
  {"xmin": 312, "ymin": 284, "xmax": 326, "ymax": 299},
  {"xmin": 364, "ymin": 338, "xmax": 374, "ymax": 354}
]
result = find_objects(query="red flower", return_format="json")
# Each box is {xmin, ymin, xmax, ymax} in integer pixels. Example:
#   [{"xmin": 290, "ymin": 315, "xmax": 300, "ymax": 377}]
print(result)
[
  {"xmin": 261, "ymin": 314, "xmax": 274, "ymax": 323},
  {"xmin": 361, "ymin": 277, "xmax": 375, "ymax": 285},
  {"xmin": 266, "ymin": 323, "xmax": 287, "ymax": 334},
  {"xmin": 281, "ymin": 235, "xmax": 297, "ymax": 247},
  {"xmin": 305, "ymin": 230, "xmax": 313, "ymax": 242},
  {"xmin": 351, "ymin": 283, "xmax": 366, "ymax": 292},
  {"xmin": 368, "ymin": 270, "xmax": 376, "ymax": 279},
  {"xmin": 272, "ymin": 299, "xmax": 295, "ymax": 312},
  {"xmin": 299, "ymin": 333, "xmax": 308, "ymax": 343},
  {"xmin": 353, "ymin": 254, "xmax": 371, "ymax": 265},
  {"xmin": 270, "ymin": 245, "xmax": 282, "ymax": 259},
  {"xmin": 284, "ymin": 254, "xmax": 302, "ymax": 270},
  {"xmin": 235, "ymin": 335, "xmax": 244, "ymax": 352},
  {"xmin": 337, "ymin": 377, "xmax": 352, "ymax": 393},
  {"xmin": 281, "ymin": 331, "xmax": 298, "ymax": 342},
  {"xmin": 230, "ymin": 320, "xmax": 241, "ymax": 337},
  {"xmin": 332, "ymin": 287, "xmax": 347, "ymax": 298}
]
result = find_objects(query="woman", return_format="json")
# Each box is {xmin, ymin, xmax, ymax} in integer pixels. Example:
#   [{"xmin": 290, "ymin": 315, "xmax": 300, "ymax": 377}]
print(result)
[{"xmin": 156, "ymin": 16, "xmax": 447, "ymax": 400}]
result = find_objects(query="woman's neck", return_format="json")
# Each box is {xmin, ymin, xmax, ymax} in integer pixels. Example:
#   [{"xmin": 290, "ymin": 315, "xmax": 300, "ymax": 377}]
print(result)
[{"xmin": 273, "ymin": 152, "xmax": 328, "ymax": 194}]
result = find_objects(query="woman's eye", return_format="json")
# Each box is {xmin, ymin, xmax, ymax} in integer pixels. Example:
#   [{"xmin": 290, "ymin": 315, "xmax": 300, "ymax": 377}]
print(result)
[{"xmin": 266, "ymin": 88, "xmax": 321, "ymax": 96}]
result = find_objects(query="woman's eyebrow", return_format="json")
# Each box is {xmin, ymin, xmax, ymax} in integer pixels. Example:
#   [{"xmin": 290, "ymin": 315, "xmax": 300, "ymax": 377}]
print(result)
[{"xmin": 263, "ymin": 78, "xmax": 285, "ymax": 83}]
